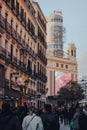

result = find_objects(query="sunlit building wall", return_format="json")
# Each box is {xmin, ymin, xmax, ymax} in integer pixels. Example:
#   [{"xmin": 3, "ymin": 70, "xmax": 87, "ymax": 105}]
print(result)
[{"xmin": 0, "ymin": 0, "xmax": 47, "ymax": 108}]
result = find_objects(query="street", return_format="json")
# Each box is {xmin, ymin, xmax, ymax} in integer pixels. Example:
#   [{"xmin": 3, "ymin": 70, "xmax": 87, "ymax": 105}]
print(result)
[{"xmin": 60, "ymin": 123, "xmax": 70, "ymax": 130}]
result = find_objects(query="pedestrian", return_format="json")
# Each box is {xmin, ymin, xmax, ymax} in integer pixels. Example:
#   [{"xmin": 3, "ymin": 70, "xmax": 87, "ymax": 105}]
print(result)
[
  {"xmin": 0, "ymin": 102, "xmax": 22, "ymax": 130},
  {"xmin": 63, "ymin": 106, "xmax": 69, "ymax": 125},
  {"xmin": 17, "ymin": 105, "xmax": 28, "ymax": 125},
  {"xmin": 72, "ymin": 107, "xmax": 80, "ymax": 130},
  {"xmin": 69, "ymin": 104, "xmax": 75, "ymax": 124},
  {"xmin": 41, "ymin": 104, "xmax": 60, "ymax": 130},
  {"xmin": 22, "ymin": 106, "xmax": 44, "ymax": 130},
  {"xmin": 79, "ymin": 105, "xmax": 87, "ymax": 130}
]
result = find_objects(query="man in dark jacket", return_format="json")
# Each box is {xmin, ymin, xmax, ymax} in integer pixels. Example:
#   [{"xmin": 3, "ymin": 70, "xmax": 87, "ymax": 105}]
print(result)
[
  {"xmin": 0, "ymin": 102, "xmax": 22, "ymax": 130},
  {"xmin": 79, "ymin": 105, "xmax": 87, "ymax": 130},
  {"xmin": 41, "ymin": 104, "xmax": 60, "ymax": 130}
]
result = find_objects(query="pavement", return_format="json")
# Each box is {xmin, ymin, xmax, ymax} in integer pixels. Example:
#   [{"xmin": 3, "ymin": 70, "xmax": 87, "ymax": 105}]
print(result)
[{"xmin": 60, "ymin": 123, "xmax": 70, "ymax": 130}]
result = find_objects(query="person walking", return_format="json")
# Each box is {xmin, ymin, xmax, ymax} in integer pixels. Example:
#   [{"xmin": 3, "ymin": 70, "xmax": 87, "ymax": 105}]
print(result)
[
  {"xmin": 79, "ymin": 105, "xmax": 87, "ymax": 130},
  {"xmin": 22, "ymin": 106, "xmax": 44, "ymax": 130},
  {"xmin": 63, "ymin": 106, "xmax": 69, "ymax": 125},
  {"xmin": 0, "ymin": 102, "xmax": 22, "ymax": 130},
  {"xmin": 17, "ymin": 105, "xmax": 28, "ymax": 125},
  {"xmin": 72, "ymin": 107, "xmax": 80, "ymax": 130},
  {"xmin": 41, "ymin": 104, "xmax": 60, "ymax": 130}
]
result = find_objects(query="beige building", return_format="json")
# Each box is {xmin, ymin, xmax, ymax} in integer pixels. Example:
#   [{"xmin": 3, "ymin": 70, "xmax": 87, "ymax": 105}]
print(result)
[
  {"xmin": 0, "ymin": 0, "xmax": 47, "ymax": 108},
  {"xmin": 46, "ymin": 11, "xmax": 64, "ymax": 58},
  {"xmin": 46, "ymin": 12, "xmax": 78, "ymax": 100}
]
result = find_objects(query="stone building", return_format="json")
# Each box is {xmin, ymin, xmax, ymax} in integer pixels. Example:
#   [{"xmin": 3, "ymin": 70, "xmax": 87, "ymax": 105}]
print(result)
[
  {"xmin": 0, "ymin": 0, "xmax": 47, "ymax": 108},
  {"xmin": 46, "ymin": 12, "xmax": 78, "ymax": 103}
]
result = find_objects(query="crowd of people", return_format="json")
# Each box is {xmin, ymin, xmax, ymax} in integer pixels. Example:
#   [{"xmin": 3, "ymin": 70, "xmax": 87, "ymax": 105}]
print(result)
[{"xmin": 0, "ymin": 102, "xmax": 87, "ymax": 130}]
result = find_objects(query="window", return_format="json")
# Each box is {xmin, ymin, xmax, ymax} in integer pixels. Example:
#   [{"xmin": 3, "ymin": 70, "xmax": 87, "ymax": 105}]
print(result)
[
  {"xmin": 11, "ymin": 0, "xmax": 15, "ymax": 9},
  {"xmin": 54, "ymin": 51, "xmax": 58, "ymax": 56},
  {"xmin": 71, "ymin": 50, "xmax": 73, "ymax": 56},
  {"xmin": 56, "ymin": 63, "xmax": 59, "ymax": 67},
  {"xmin": 61, "ymin": 64, "xmax": 63, "ymax": 68},
  {"xmin": 10, "ymin": 44, "xmax": 13, "ymax": 61},
  {"xmin": 16, "ymin": 49, "xmax": 18, "ymax": 57},
  {"xmin": 66, "ymin": 65, "xmax": 68, "ymax": 69},
  {"xmin": 16, "ymin": 2, "xmax": 19, "ymax": 15},
  {"xmin": 5, "ymin": 40, "xmax": 8, "ymax": 50},
  {"xmin": 21, "ymin": 7, "xmax": 24, "ymax": 19}
]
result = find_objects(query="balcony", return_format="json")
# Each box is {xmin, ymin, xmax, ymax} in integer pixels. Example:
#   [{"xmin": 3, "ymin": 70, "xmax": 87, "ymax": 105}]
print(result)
[
  {"xmin": 4, "ymin": 79, "xmax": 9, "ymax": 88},
  {"xmin": 38, "ymin": 51, "xmax": 47, "ymax": 65},
  {"xmin": 11, "ymin": 27, "xmax": 17, "ymax": 40},
  {"xmin": 36, "ymin": 72, "xmax": 47, "ymax": 83},
  {"xmin": 38, "ymin": 12, "xmax": 46, "ymax": 31},
  {"xmin": 0, "ymin": 46, "xmax": 6, "ymax": 59},
  {"xmin": 0, "ymin": 14, "xmax": 5, "ymax": 31},
  {"xmin": 2, "ymin": 1, "xmax": 36, "ymax": 41},
  {"xmin": 0, "ymin": 14, "xmax": 37, "ymax": 59},
  {"xmin": 24, "ymin": 0, "xmax": 35, "ymax": 17}
]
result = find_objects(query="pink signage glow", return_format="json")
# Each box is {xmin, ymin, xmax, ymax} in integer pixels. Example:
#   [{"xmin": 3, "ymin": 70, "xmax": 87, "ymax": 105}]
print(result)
[{"xmin": 55, "ymin": 72, "xmax": 72, "ymax": 95}]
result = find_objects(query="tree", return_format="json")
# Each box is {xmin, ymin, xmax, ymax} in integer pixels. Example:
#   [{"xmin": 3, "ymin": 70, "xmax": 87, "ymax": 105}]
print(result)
[{"xmin": 57, "ymin": 81, "xmax": 84, "ymax": 105}]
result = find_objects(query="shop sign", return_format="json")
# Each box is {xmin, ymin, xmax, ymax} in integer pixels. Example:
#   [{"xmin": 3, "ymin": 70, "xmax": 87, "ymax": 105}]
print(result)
[
  {"xmin": 12, "ymin": 72, "xmax": 19, "ymax": 77},
  {"xmin": 12, "ymin": 82, "xmax": 20, "ymax": 91},
  {"xmin": 22, "ymin": 99, "xmax": 30, "ymax": 103}
]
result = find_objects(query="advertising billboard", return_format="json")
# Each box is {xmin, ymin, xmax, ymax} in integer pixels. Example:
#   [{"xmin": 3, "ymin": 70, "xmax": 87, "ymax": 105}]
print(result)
[{"xmin": 55, "ymin": 71, "xmax": 72, "ymax": 95}]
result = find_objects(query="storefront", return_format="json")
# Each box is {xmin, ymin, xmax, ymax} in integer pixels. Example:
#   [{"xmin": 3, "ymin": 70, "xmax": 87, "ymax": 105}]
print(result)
[
  {"xmin": 0, "ymin": 87, "xmax": 4, "ymax": 109},
  {"xmin": 0, "ymin": 64, "xmax": 5, "ymax": 109},
  {"xmin": 4, "ymin": 88, "xmax": 20, "ymax": 107},
  {"xmin": 37, "ymin": 95, "xmax": 46, "ymax": 109}
]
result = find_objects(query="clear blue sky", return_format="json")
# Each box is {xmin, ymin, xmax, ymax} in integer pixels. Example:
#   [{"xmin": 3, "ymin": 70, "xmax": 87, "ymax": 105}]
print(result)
[{"xmin": 35, "ymin": 0, "xmax": 87, "ymax": 78}]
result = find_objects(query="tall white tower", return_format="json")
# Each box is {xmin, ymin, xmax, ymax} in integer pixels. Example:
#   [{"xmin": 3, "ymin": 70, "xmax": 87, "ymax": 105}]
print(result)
[{"xmin": 46, "ymin": 11, "xmax": 65, "ymax": 58}]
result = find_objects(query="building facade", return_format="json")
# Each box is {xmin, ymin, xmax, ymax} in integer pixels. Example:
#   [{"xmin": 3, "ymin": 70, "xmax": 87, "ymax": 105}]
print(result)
[
  {"xmin": 46, "ymin": 12, "xmax": 78, "ymax": 103},
  {"xmin": 78, "ymin": 75, "xmax": 87, "ymax": 105},
  {"xmin": 0, "ymin": 0, "xmax": 47, "ymax": 108},
  {"xmin": 46, "ymin": 11, "xmax": 64, "ymax": 58}
]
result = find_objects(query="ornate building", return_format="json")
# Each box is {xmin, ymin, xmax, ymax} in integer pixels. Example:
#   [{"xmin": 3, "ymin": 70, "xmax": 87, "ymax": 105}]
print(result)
[
  {"xmin": 46, "ymin": 11, "xmax": 64, "ymax": 58},
  {"xmin": 46, "ymin": 12, "xmax": 78, "ymax": 103},
  {"xmin": 0, "ymin": 0, "xmax": 47, "ymax": 108}
]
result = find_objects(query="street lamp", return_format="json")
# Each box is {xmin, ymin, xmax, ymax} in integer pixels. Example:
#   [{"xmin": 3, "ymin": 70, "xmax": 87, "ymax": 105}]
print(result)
[{"xmin": 17, "ymin": 75, "xmax": 28, "ymax": 106}]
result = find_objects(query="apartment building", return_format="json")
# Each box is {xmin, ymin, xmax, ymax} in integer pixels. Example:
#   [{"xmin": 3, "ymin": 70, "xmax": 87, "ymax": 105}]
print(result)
[{"xmin": 0, "ymin": 0, "xmax": 47, "ymax": 108}]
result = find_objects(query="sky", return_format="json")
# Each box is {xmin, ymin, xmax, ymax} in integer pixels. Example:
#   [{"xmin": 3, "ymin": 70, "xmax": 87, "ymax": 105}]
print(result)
[{"xmin": 34, "ymin": 0, "xmax": 87, "ymax": 78}]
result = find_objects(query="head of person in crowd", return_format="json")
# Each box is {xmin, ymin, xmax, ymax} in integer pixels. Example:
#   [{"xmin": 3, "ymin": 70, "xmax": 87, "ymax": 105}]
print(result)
[
  {"xmin": 36, "ymin": 108, "xmax": 44, "ymax": 116},
  {"xmin": 44, "ymin": 104, "xmax": 52, "ymax": 113},
  {"xmin": 28, "ymin": 106, "xmax": 37, "ymax": 115},
  {"xmin": 1, "ymin": 102, "xmax": 11, "ymax": 114},
  {"xmin": 75, "ymin": 102, "xmax": 80, "ymax": 109}
]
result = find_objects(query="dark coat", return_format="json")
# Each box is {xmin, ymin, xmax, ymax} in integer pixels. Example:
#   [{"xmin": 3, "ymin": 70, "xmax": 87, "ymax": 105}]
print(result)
[
  {"xmin": 41, "ymin": 112, "xmax": 60, "ymax": 130},
  {"xmin": 0, "ymin": 111, "xmax": 22, "ymax": 130},
  {"xmin": 79, "ymin": 110, "xmax": 87, "ymax": 130}
]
